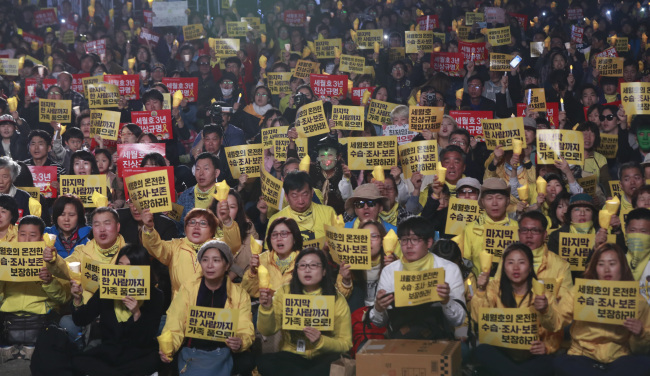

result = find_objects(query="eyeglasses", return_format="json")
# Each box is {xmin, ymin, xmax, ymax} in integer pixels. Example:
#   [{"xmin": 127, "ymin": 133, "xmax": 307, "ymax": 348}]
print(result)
[
  {"xmin": 353, "ymin": 200, "xmax": 377, "ymax": 209},
  {"xmin": 451, "ymin": 139, "xmax": 467, "ymax": 146},
  {"xmin": 518, "ymin": 227, "xmax": 544, "ymax": 234},
  {"xmin": 468, "ymin": 84, "xmax": 482, "ymax": 89},
  {"xmin": 270, "ymin": 230, "xmax": 291, "ymax": 239},
  {"xmin": 187, "ymin": 219, "xmax": 209, "ymax": 228},
  {"xmin": 392, "ymin": 66, "xmax": 404, "ymax": 72},
  {"xmin": 256, "ymin": 93, "xmax": 268, "ymax": 97},
  {"xmin": 399, "ymin": 237, "xmax": 423, "ymax": 245},
  {"xmin": 297, "ymin": 263, "xmax": 322, "ymax": 270},
  {"xmin": 599, "ymin": 114, "xmax": 615, "ymax": 121},
  {"xmin": 199, "ymin": 61, "xmax": 210, "ymax": 66},
  {"xmin": 370, "ymin": 234, "xmax": 382, "ymax": 240},
  {"xmin": 221, "ymin": 80, "xmax": 234, "ymax": 85},
  {"xmin": 458, "ymin": 188, "xmax": 478, "ymax": 195}
]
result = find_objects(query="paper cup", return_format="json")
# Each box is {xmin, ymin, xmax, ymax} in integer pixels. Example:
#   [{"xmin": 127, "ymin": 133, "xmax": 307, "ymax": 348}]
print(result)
[
  {"xmin": 479, "ymin": 251, "xmax": 492, "ymax": 274},
  {"xmin": 38, "ymin": 66, "xmax": 45, "ymax": 77},
  {"xmin": 532, "ymin": 279, "xmax": 545, "ymax": 296},
  {"xmin": 68, "ymin": 261, "xmax": 81, "ymax": 273},
  {"xmin": 182, "ymin": 54, "xmax": 191, "ymax": 62}
]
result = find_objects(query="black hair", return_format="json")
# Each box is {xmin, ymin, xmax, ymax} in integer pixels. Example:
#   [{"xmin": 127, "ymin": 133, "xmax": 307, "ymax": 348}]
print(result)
[
  {"xmin": 208, "ymin": 189, "xmax": 252, "ymax": 242},
  {"xmin": 266, "ymin": 217, "xmax": 303, "ymax": 251},
  {"xmin": 466, "ymin": 74, "xmax": 484, "ymax": 85},
  {"xmin": 449, "ymin": 128, "xmax": 471, "ymax": 144},
  {"xmin": 28, "ymin": 130, "xmax": 52, "ymax": 146},
  {"xmin": 619, "ymin": 161, "xmax": 643, "ymax": 180},
  {"xmin": 94, "ymin": 148, "xmax": 112, "ymax": 170},
  {"xmin": 499, "ymin": 243, "xmax": 536, "ymax": 308},
  {"xmin": 397, "ymin": 216, "xmax": 434, "ymax": 240},
  {"xmin": 283, "ymin": 170, "xmax": 312, "ymax": 193},
  {"xmin": 548, "ymin": 191, "xmax": 571, "ymax": 229},
  {"xmin": 52, "ymin": 194, "xmax": 86, "ymax": 228},
  {"xmin": 432, "ymin": 239, "xmax": 472, "ymax": 279},
  {"xmin": 91, "ymin": 206, "xmax": 119, "ymax": 223},
  {"xmin": 519, "ymin": 210, "xmax": 548, "ymax": 230},
  {"xmin": 195, "ymin": 152, "xmax": 220, "ymax": 170},
  {"xmin": 122, "ymin": 123, "xmax": 143, "ymax": 139},
  {"xmin": 626, "ymin": 207, "xmax": 650, "ymax": 224},
  {"xmin": 576, "ymin": 121, "xmax": 601, "ymax": 149},
  {"xmin": 140, "ymin": 152, "xmax": 166, "ymax": 167},
  {"xmin": 224, "ymin": 56, "xmax": 242, "ymax": 67},
  {"xmin": 439, "ymin": 144, "xmax": 467, "ymax": 160},
  {"xmin": 289, "ymin": 247, "xmax": 337, "ymax": 296},
  {"xmin": 70, "ymin": 150, "xmax": 99, "ymax": 175},
  {"xmin": 203, "ymin": 124, "xmax": 224, "ymax": 139},
  {"xmin": 0, "ymin": 194, "xmax": 19, "ymax": 224},
  {"xmin": 141, "ymin": 89, "xmax": 164, "ymax": 105},
  {"xmin": 115, "ymin": 244, "xmax": 151, "ymax": 267},
  {"xmin": 18, "ymin": 215, "xmax": 45, "ymax": 235},
  {"xmin": 62, "ymin": 127, "xmax": 84, "ymax": 144}
]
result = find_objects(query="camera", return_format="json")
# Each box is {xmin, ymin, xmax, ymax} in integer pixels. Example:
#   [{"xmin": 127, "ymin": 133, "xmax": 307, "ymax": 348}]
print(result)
[
  {"xmin": 423, "ymin": 92, "xmax": 437, "ymax": 106},
  {"xmin": 294, "ymin": 92, "xmax": 311, "ymax": 108},
  {"xmin": 209, "ymin": 102, "xmax": 223, "ymax": 126}
]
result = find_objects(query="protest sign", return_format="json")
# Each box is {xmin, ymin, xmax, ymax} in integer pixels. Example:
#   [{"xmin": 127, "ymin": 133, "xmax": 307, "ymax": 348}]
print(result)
[
  {"xmin": 82, "ymin": 257, "xmax": 101, "ymax": 293},
  {"xmin": 509, "ymin": 13, "xmax": 528, "ymax": 30},
  {"xmin": 559, "ymin": 233, "xmax": 594, "ymax": 271},
  {"xmin": 457, "ymin": 26, "xmax": 471, "ymax": 41},
  {"xmin": 39, "ymin": 99, "xmax": 71, "ymax": 123},
  {"xmin": 34, "ymin": 8, "xmax": 58, "ymax": 27},
  {"xmin": 389, "ymin": 47, "xmax": 406, "ymax": 63},
  {"xmin": 536, "ymin": 130, "xmax": 585, "ymax": 166},
  {"xmin": 596, "ymin": 57, "xmax": 624, "ymax": 77},
  {"xmin": 431, "ymin": 52, "xmax": 464, "ymax": 75},
  {"xmin": 394, "ymin": 268, "xmax": 445, "ymax": 307},
  {"xmin": 409, "ymin": 106, "xmax": 444, "ymax": 132},
  {"xmin": 152, "ymin": 1, "xmax": 188, "ymax": 27},
  {"xmin": 446, "ymin": 197, "xmax": 481, "ymax": 235},
  {"xmin": 267, "ymin": 72, "xmax": 292, "ymax": 95},
  {"xmin": 405, "ymin": 31, "xmax": 434, "ymax": 53},
  {"xmin": 577, "ymin": 175, "xmax": 598, "ymax": 197},
  {"xmin": 131, "ymin": 110, "xmax": 173, "ymax": 140},
  {"xmin": 479, "ymin": 307, "xmax": 539, "ymax": 350},
  {"xmin": 339, "ymin": 54, "xmax": 366, "ymax": 75},
  {"xmin": 571, "ymin": 25, "xmax": 584, "ymax": 44},
  {"xmin": 530, "ymin": 42, "xmax": 544, "ymax": 58},
  {"xmin": 574, "ymin": 279, "xmax": 638, "ymax": 324},
  {"xmin": 162, "ymin": 78, "xmax": 198, "ymax": 102},
  {"xmin": 104, "ymin": 74, "xmax": 139, "ymax": 100},
  {"xmin": 331, "ymin": 105, "xmax": 364, "ymax": 130},
  {"xmin": 356, "ymin": 30, "xmax": 383, "ymax": 49},
  {"xmin": 416, "ymin": 15, "xmax": 439, "ymax": 30},
  {"xmin": 293, "ymin": 60, "xmax": 320, "ymax": 79},
  {"xmin": 622, "ymin": 83, "xmax": 650, "ymax": 115},
  {"xmin": 28, "ymin": 166, "xmax": 57, "ymax": 199},
  {"xmin": 261, "ymin": 126, "xmax": 288, "ymax": 149},
  {"xmin": 138, "ymin": 28, "xmax": 160, "ymax": 47},
  {"xmin": 489, "ymin": 53, "xmax": 513, "ymax": 71},
  {"xmin": 209, "ymin": 38, "xmax": 239, "ymax": 58},
  {"xmin": 367, "ymin": 99, "xmax": 398, "ymax": 126},
  {"xmin": 486, "ymin": 26, "xmax": 511, "ymax": 46},
  {"xmin": 87, "ymin": 82, "xmax": 120, "ymax": 109},
  {"xmin": 84, "ymin": 39, "xmax": 106, "ymax": 55},
  {"xmin": 482, "ymin": 117, "xmax": 525, "ymax": 150},
  {"xmin": 116, "ymin": 143, "xmax": 166, "ymax": 177},
  {"xmin": 608, "ymin": 37, "xmax": 629, "ymax": 53},
  {"xmin": 0, "ymin": 242, "xmax": 44, "ymax": 282},
  {"xmin": 348, "ymin": 136, "xmax": 398, "ymax": 170},
  {"xmin": 465, "ymin": 12, "xmax": 485, "ymax": 25},
  {"xmin": 60, "ymin": 175, "xmax": 106, "ymax": 207},
  {"xmin": 122, "ymin": 167, "xmax": 176, "ymax": 203},
  {"xmin": 594, "ymin": 47, "xmax": 618, "ymax": 58},
  {"xmin": 325, "ymin": 225, "xmax": 371, "ymax": 270},
  {"xmin": 351, "ymin": 87, "xmax": 374, "ymax": 106},
  {"xmin": 485, "ymin": 7, "xmax": 506, "ymax": 23},
  {"xmin": 82, "ymin": 75, "xmax": 104, "ymax": 97},
  {"xmin": 314, "ymin": 39, "xmax": 341, "ymax": 59},
  {"xmin": 398, "ymin": 140, "xmax": 438, "ymax": 179},
  {"xmin": 125, "ymin": 170, "xmax": 173, "ymax": 213},
  {"xmin": 185, "ymin": 307, "xmax": 239, "ymax": 342},
  {"xmin": 283, "ymin": 10, "xmax": 306, "ymax": 27},
  {"xmin": 273, "ymin": 138, "xmax": 290, "ymax": 162},
  {"xmin": 224, "ymin": 144, "xmax": 263, "ymax": 179},
  {"xmin": 459, "ymin": 41, "xmax": 487, "ymax": 62},
  {"xmin": 0, "ymin": 59, "xmax": 20, "ymax": 76},
  {"xmin": 525, "ymin": 88, "xmax": 547, "ymax": 111},
  {"xmin": 449, "ymin": 110, "xmax": 492, "ymax": 139},
  {"xmin": 89, "ymin": 110, "xmax": 120, "ymax": 141},
  {"xmin": 567, "ymin": 7, "xmax": 584, "ymax": 20},
  {"xmin": 19, "ymin": 187, "xmax": 40, "ymax": 201},
  {"xmin": 295, "ymin": 100, "xmax": 329, "ymax": 138},
  {"xmin": 282, "ymin": 294, "xmax": 335, "ymax": 330},
  {"xmin": 226, "ymin": 21, "xmax": 248, "ymax": 37},
  {"xmin": 597, "ymin": 134, "xmax": 618, "ymax": 159},
  {"xmin": 99, "ymin": 265, "xmax": 150, "ymax": 300},
  {"xmin": 260, "ymin": 167, "xmax": 283, "ymax": 210},
  {"xmin": 382, "ymin": 124, "xmax": 417, "ymax": 145},
  {"xmin": 484, "ymin": 225, "xmax": 519, "ymax": 260},
  {"xmin": 183, "ymin": 24, "xmax": 205, "ymax": 40},
  {"xmin": 310, "ymin": 74, "xmax": 347, "ymax": 98}
]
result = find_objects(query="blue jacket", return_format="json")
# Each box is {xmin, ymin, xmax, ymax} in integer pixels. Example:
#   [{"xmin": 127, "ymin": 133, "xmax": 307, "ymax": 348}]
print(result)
[{"xmin": 44, "ymin": 225, "xmax": 92, "ymax": 259}]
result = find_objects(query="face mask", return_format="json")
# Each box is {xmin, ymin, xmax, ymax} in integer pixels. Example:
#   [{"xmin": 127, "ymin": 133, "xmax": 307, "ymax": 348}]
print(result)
[
  {"xmin": 318, "ymin": 147, "xmax": 337, "ymax": 171},
  {"xmin": 221, "ymin": 88, "xmax": 233, "ymax": 96},
  {"xmin": 638, "ymin": 130, "xmax": 650, "ymax": 151},
  {"xmin": 627, "ymin": 233, "xmax": 650, "ymax": 271}
]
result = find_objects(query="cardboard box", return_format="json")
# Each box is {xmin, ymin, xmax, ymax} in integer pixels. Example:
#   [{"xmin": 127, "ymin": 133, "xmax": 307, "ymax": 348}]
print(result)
[{"xmin": 356, "ymin": 339, "xmax": 461, "ymax": 376}]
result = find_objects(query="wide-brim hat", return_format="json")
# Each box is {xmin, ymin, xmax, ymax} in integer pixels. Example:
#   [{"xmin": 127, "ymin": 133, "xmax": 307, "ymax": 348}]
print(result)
[
  {"xmin": 344, "ymin": 183, "xmax": 391, "ymax": 216},
  {"xmin": 480, "ymin": 178, "xmax": 510, "ymax": 197}
]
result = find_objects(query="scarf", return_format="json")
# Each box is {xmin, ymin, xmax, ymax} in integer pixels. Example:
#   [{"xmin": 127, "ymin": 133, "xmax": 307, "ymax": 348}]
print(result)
[
  {"xmin": 59, "ymin": 227, "xmax": 80, "ymax": 253},
  {"xmin": 274, "ymin": 251, "xmax": 297, "ymax": 274},
  {"xmin": 402, "ymin": 252, "xmax": 435, "ymax": 271},
  {"xmin": 570, "ymin": 221, "xmax": 594, "ymax": 234},
  {"xmin": 253, "ymin": 103, "xmax": 273, "ymax": 117},
  {"xmin": 285, "ymin": 206, "xmax": 315, "ymax": 233},
  {"xmin": 194, "ymin": 185, "xmax": 216, "ymax": 209},
  {"xmin": 114, "ymin": 299, "xmax": 144, "ymax": 323},
  {"xmin": 380, "ymin": 203, "xmax": 399, "ymax": 226},
  {"xmin": 371, "ymin": 255, "xmax": 381, "ymax": 267},
  {"xmin": 184, "ymin": 237, "xmax": 204, "ymax": 252},
  {"xmin": 477, "ymin": 213, "xmax": 511, "ymax": 227},
  {"xmin": 532, "ymin": 245, "xmax": 546, "ymax": 273},
  {"xmin": 626, "ymin": 233, "xmax": 650, "ymax": 279},
  {"xmin": 94, "ymin": 239, "xmax": 121, "ymax": 258}
]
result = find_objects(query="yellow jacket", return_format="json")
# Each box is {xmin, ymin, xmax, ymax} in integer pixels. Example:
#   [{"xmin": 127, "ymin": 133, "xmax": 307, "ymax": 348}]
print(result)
[
  {"xmin": 0, "ymin": 278, "xmax": 71, "ymax": 315},
  {"xmin": 257, "ymin": 285, "xmax": 352, "ymax": 359},
  {"xmin": 462, "ymin": 214, "xmax": 519, "ymax": 277},
  {"xmin": 471, "ymin": 279, "xmax": 568, "ymax": 355},
  {"xmin": 241, "ymin": 250, "xmax": 297, "ymax": 298},
  {"xmin": 0, "ymin": 225, "xmax": 17, "ymax": 242},
  {"xmin": 541, "ymin": 285, "xmax": 650, "ymax": 364},
  {"xmin": 163, "ymin": 277, "xmax": 254, "ymax": 356},
  {"xmin": 266, "ymin": 203, "xmax": 336, "ymax": 245},
  {"xmin": 142, "ymin": 222, "xmax": 242, "ymax": 299},
  {"xmin": 483, "ymin": 162, "xmax": 537, "ymax": 214}
]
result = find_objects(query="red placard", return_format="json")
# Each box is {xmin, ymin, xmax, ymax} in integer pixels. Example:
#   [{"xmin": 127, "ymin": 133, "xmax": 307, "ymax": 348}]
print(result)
[
  {"xmin": 516, "ymin": 102, "xmax": 560, "ymax": 129},
  {"xmin": 25, "ymin": 78, "xmax": 55, "ymax": 101},
  {"xmin": 28, "ymin": 166, "xmax": 58, "ymax": 198},
  {"xmin": 84, "ymin": 39, "xmax": 107, "ymax": 55},
  {"xmin": 143, "ymin": 10, "xmax": 153, "ymax": 25},
  {"xmin": 449, "ymin": 110, "xmax": 493, "ymax": 138},
  {"xmin": 309, "ymin": 74, "xmax": 348, "ymax": 98},
  {"xmin": 104, "ymin": 74, "xmax": 140, "ymax": 100},
  {"xmin": 131, "ymin": 110, "xmax": 173, "ymax": 140},
  {"xmin": 571, "ymin": 25, "xmax": 584, "ymax": 44},
  {"xmin": 283, "ymin": 10, "xmax": 307, "ymax": 26},
  {"xmin": 431, "ymin": 52, "xmax": 464, "ymax": 75},
  {"xmin": 34, "ymin": 8, "xmax": 58, "ymax": 28},
  {"xmin": 351, "ymin": 86, "xmax": 375, "ymax": 106},
  {"xmin": 416, "ymin": 15, "xmax": 439, "ymax": 31},
  {"xmin": 138, "ymin": 28, "xmax": 160, "ymax": 47},
  {"xmin": 71, "ymin": 73, "xmax": 90, "ymax": 94},
  {"xmin": 567, "ymin": 8, "xmax": 584, "ymax": 21},
  {"xmin": 458, "ymin": 41, "xmax": 487, "ymax": 62},
  {"xmin": 116, "ymin": 143, "xmax": 166, "ymax": 177},
  {"xmin": 161, "ymin": 77, "xmax": 199, "ymax": 102},
  {"xmin": 60, "ymin": 19, "xmax": 78, "ymax": 34},
  {"xmin": 594, "ymin": 47, "xmax": 618, "ymax": 58},
  {"xmin": 508, "ymin": 13, "xmax": 528, "ymax": 31},
  {"xmin": 122, "ymin": 166, "xmax": 176, "ymax": 202},
  {"xmin": 22, "ymin": 32, "xmax": 45, "ymax": 48}
]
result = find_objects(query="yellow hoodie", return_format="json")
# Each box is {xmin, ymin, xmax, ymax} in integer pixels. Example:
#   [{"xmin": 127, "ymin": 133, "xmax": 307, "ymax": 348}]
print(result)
[
  {"xmin": 0, "ymin": 278, "xmax": 71, "ymax": 315},
  {"xmin": 241, "ymin": 250, "xmax": 297, "ymax": 298},
  {"xmin": 462, "ymin": 214, "xmax": 519, "ymax": 277}
]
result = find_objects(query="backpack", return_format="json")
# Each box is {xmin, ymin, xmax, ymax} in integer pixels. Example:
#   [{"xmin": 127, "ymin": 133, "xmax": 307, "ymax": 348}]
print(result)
[{"xmin": 350, "ymin": 306, "xmax": 386, "ymax": 358}]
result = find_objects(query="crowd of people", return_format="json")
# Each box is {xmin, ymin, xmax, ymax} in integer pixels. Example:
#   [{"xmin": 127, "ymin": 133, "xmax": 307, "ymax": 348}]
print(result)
[{"xmin": 2, "ymin": 0, "xmax": 650, "ymax": 375}]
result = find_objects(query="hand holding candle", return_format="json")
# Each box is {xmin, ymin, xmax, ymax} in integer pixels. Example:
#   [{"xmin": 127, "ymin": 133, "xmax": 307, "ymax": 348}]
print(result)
[
  {"xmin": 599, "ymin": 210, "xmax": 612, "ymax": 229},
  {"xmin": 605, "ymin": 196, "xmax": 620, "ymax": 214},
  {"xmin": 436, "ymin": 162, "xmax": 447, "ymax": 184},
  {"xmin": 517, "ymin": 185, "xmax": 529, "ymax": 202},
  {"xmin": 512, "ymin": 139, "xmax": 523, "ymax": 155},
  {"xmin": 536, "ymin": 176, "xmax": 547, "ymax": 196},
  {"xmin": 479, "ymin": 251, "xmax": 493, "ymax": 274},
  {"xmin": 372, "ymin": 166, "xmax": 385, "ymax": 182},
  {"xmin": 532, "ymin": 279, "xmax": 546, "ymax": 296},
  {"xmin": 69, "ymin": 261, "xmax": 81, "ymax": 282},
  {"xmin": 157, "ymin": 331, "xmax": 174, "ymax": 359},
  {"xmin": 383, "ymin": 229, "xmax": 398, "ymax": 255},
  {"xmin": 214, "ymin": 181, "xmax": 230, "ymax": 201},
  {"xmin": 299, "ymin": 156, "xmax": 311, "ymax": 172},
  {"xmin": 258, "ymin": 264, "xmax": 270, "ymax": 289},
  {"xmin": 250, "ymin": 236, "xmax": 263, "ymax": 255}
]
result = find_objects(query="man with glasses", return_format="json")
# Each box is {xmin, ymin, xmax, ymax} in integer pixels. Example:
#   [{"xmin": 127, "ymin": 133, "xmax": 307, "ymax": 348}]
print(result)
[
  {"xmin": 460, "ymin": 75, "xmax": 497, "ymax": 116},
  {"xmin": 214, "ymin": 72, "xmax": 241, "ymax": 109},
  {"xmin": 344, "ymin": 184, "xmax": 396, "ymax": 233},
  {"xmin": 370, "ymin": 217, "xmax": 466, "ymax": 339},
  {"xmin": 175, "ymin": 153, "xmax": 221, "ymax": 235}
]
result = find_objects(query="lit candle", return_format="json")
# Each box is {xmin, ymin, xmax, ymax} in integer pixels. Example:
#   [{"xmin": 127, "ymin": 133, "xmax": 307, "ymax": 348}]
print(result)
[
  {"xmin": 237, "ymin": 93, "xmax": 242, "ymax": 103},
  {"xmin": 570, "ymin": 64, "xmax": 573, "ymax": 75},
  {"xmin": 468, "ymin": 279, "xmax": 474, "ymax": 296},
  {"xmin": 560, "ymin": 97, "xmax": 565, "ymax": 112}
]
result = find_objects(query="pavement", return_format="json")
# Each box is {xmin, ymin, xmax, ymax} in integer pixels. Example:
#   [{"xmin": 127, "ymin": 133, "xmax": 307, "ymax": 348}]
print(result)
[{"xmin": 0, "ymin": 358, "xmax": 32, "ymax": 375}]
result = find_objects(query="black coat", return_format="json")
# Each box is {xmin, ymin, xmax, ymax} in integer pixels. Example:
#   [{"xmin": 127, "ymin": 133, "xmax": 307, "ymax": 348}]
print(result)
[{"xmin": 117, "ymin": 208, "xmax": 179, "ymax": 245}]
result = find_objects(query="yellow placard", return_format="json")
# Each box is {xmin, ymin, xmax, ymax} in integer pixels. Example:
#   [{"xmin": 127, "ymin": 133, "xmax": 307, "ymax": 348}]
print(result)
[
  {"xmin": 446, "ymin": 197, "xmax": 481, "ymax": 235},
  {"xmin": 482, "ymin": 117, "xmax": 525, "ymax": 150},
  {"xmin": 0, "ymin": 242, "xmax": 44, "ymax": 282},
  {"xmin": 99, "ymin": 265, "xmax": 150, "ymax": 299},
  {"xmin": 536, "ymin": 129, "xmax": 585, "ymax": 166},
  {"xmin": 82, "ymin": 257, "xmax": 101, "ymax": 293},
  {"xmin": 60, "ymin": 175, "xmax": 106, "ymax": 207},
  {"xmin": 347, "ymin": 136, "xmax": 398, "ymax": 170},
  {"xmin": 19, "ymin": 186, "xmax": 40, "ymax": 200},
  {"xmin": 609, "ymin": 181, "xmax": 623, "ymax": 198},
  {"xmin": 484, "ymin": 224, "xmax": 519, "ymax": 260},
  {"xmin": 559, "ymin": 232, "xmax": 594, "ymax": 271},
  {"xmin": 596, "ymin": 57, "xmax": 623, "ymax": 77},
  {"xmin": 388, "ymin": 47, "xmax": 406, "ymax": 63},
  {"xmin": 0, "ymin": 59, "xmax": 20, "ymax": 76},
  {"xmin": 295, "ymin": 100, "xmax": 329, "ymax": 138},
  {"xmin": 261, "ymin": 126, "xmax": 288, "ymax": 149},
  {"xmin": 82, "ymin": 75, "xmax": 104, "ymax": 97},
  {"xmin": 87, "ymin": 82, "xmax": 120, "ymax": 109},
  {"xmin": 486, "ymin": 26, "xmax": 511, "ymax": 46},
  {"xmin": 339, "ymin": 54, "xmax": 366, "ymax": 75},
  {"xmin": 622, "ymin": 82, "xmax": 650, "ymax": 115},
  {"xmin": 577, "ymin": 175, "xmax": 598, "ymax": 197},
  {"xmin": 182, "ymin": 24, "xmax": 205, "ymax": 40},
  {"xmin": 226, "ymin": 21, "xmax": 248, "ymax": 37},
  {"xmin": 241, "ymin": 16, "xmax": 261, "ymax": 31},
  {"xmin": 124, "ymin": 170, "xmax": 173, "ymax": 213},
  {"xmin": 185, "ymin": 306, "xmax": 239, "ymax": 342},
  {"xmin": 273, "ymin": 138, "xmax": 290, "ymax": 162},
  {"xmin": 293, "ymin": 59, "xmax": 320, "ymax": 79},
  {"xmin": 367, "ymin": 99, "xmax": 398, "ymax": 126},
  {"xmin": 63, "ymin": 30, "xmax": 75, "ymax": 44},
  {"xmin": 608, "ymin": 36, "xmax": 629, "ymax": 52},
  {"xmin": 405, "ymin": 31, "xmax": 434, "ymax": 53},
  {"xmin": 408, "ymin": 106, "xmax": 444, "ymax": 132},
  {"xmin": 325, "ymin": 225, "xmax": 372, "ymax": 270},
  {"xmin": 434, "ymin": 32, "xmax": 446, "ymax": 43},
  {"xmin": 167, "ymin": 202, "xmax": 184, "ymax": 222},
  {"xmin": 224, "ymin": 144, "xmax": 263, "ymax": 179},
  {"xmin": 489, "ymin": 53, "xmax": 513, "ymax": 72},
  {"xmin": 457, "ymin": 26, "xmax": 471, "ymax": 41},
  {"xmin": 209, "ymin": 38, "xmax": 239, "ymax": 58},
  {"xmin": 597, "ymin": 133, "xmax": 618, "ymax": 159},
  {"xmin": 542, "ymin": 278, "xmax": 561, "ymax": 296},
  {"xmin": 39, "ymin": 99, "xmax": 72, "ymax": 123},
  {"xmin": 89, "ymin": 110, "xmax": 120, "ymax": 141},
  {"xmin": 356, "ymin": 29, "xmax": 383, "ymax": 49},
  {"xmin": 530, "ymin": 42, "xmax": 544, "ymax": 58},
  {"xmin": 314, "ymin": 38, "xmax": 341, "ymax": 59},
  {"xmin": 394, "ymin": 268, "xmax": 445, "ymax": 307},
  {"xmin": 303, "ymin": 237, "xmax": 325, "ymax": 250},
  {"xmin": 465, "ymin": 12, "xmax": 485, "ymax": 25},
  {"xmin": 332, "ymin": 105, "xmax": 364, "ymax": 130},
  {"xmin": 525, "ymin": 88, "xmax": 547, "ymax": 111},
  {"xmin": 282, "ymin": 294, "xmax": 335, "ymax": 330},
  {"xmin": 574, "ymin": 279, "xmax": 638, "ymax": 324},
  {"xmin": 267, "ymin": 72, "xmax": 292, "ymax": 95},
  {"xmin": 398, "ymin": 140, "xmax": 438, "ymax": 179},
  {"xmin": 479, "ymin": 307, "xmax": 539, "ymax": 350},
  {"xmin": 260, "ymin": 166, "xmax": 283, "ymax": 210},
  {"xmin": 162, "ymin": 93, "xmax": 171, "ymax": 110}
]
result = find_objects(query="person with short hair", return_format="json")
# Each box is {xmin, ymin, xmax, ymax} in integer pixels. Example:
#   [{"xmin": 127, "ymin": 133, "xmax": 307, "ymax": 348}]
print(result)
[
  {"xmin": 0, "ymin": 114, "xmax": 29, "ymax": 161},
  {"xmin": 44, "ymin": 194, "xmax": 91, "ymax": 259}
]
